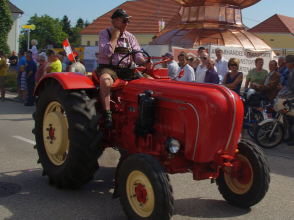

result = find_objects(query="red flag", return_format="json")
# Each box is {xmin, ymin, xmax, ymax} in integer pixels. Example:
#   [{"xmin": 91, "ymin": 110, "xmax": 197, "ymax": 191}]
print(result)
[{"xmin": 62, "ymin": 39, "xmax": 76, "ymax": 62}]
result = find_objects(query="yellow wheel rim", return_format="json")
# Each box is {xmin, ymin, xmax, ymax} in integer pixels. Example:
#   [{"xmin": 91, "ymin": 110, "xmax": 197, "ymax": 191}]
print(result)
[
  {"xmin": 126, "ymin": 170, "xmax": 155, "ymax": 218},
  {"xmin": 43, "ymin": 101, "xmax": 69, "ymax": 166},
  {"xmin": 224, "ymin": 154, "xmax": 253, "ymax": 195}
]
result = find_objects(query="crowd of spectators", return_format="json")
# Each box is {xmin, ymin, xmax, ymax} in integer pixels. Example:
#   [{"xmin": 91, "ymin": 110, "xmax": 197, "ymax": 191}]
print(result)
[
  {"xmin": 0, "ymin": 45, "xmax": 86, "ymax": 106},
  {"xmin": 162, "ymin": 47, "xmax": 293, "ymax": 101},
  {"xmin": 1, "ymin": 44, "xmax": 293, "ymax": 111}
]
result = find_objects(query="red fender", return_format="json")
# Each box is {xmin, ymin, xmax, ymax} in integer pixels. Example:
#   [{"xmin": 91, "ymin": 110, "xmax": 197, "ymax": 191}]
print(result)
[{"xmin": 34, "ymin": 72, "xmax": 96, "ymax": 95}]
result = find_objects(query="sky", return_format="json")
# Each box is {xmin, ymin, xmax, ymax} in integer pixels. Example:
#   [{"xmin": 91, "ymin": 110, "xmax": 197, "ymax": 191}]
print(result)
[{"xmin": 9, "ymin": 0, "xmax": 294, "ymax": 28}]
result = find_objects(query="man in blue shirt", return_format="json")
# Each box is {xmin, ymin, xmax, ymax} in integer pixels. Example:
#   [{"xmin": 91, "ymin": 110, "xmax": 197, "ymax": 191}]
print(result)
[{"xmin": 24, "ymin": 51, "xmax": 37, "ymax": 106}]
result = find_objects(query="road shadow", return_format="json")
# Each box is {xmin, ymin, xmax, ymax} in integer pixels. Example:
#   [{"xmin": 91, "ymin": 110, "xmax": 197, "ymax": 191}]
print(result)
[
  {"xmin": 0, "ymin": 118, "xmax": 32, "ymax": 122},
  {"xmin": 264, "ymin": 153, "xmax": 294, "ymax": 178},
  {"xmin": 175, "ymin": 197, "xmax": 250, "ymax": 218},
  {"xmin": 0, "ymin": 167, "xmax": 127, "ymax": 220},
  {"xmin": 0, "ymin": 100, "xmax": 35, "ymax": 115}
]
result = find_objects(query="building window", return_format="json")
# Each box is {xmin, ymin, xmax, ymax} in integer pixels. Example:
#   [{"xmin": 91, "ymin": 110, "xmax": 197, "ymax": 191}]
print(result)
[
  {"xmin": 87, "ymin": 41, "xmax": 91, "ymax": 46},
  {"xmin": 95, "ymin": 41, "xmax": 98, "ymax": 46}
]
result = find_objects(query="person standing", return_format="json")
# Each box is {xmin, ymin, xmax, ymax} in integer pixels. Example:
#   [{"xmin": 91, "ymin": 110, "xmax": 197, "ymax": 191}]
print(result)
[
  {"xmin": 252, "ymin": 60, "xmax": 280, "ymax": 101},
  {"xmin": 204, "ymin": 58, "xmax": 219, "ymax": 84},
  {"xmin": 197, "ymin": 47, "xmax": 206, "ymax": 56},
  {"xmin": 93, "ymin": 52, "xmax": 99, "ymax": 71},
  {"xmin": 163, "ymin": 52, "xmax": 179, "ymax": 79},
  {"xmin": 17, "ymin": 51, "xmax": 27, "ymax": 101},
  {"xmin": 24, "ymin": 52, "xmax": 37, "ymax": 106},
  {"xmin": 46, "ymin": 50, "xmax": 62, "ymax": 73},
  {"xmin": 214, "ymin": 48, "xmax": 228, "ymax": 82},
  {"xmin": 175, "ymin": 52, "xmax": 195, "ymax": 82},
  {"xmin": 30, "ymin": 39, "xmax": 38, "ymax": 62},
  {"xmin": 278, "ymin": 56, "xmax": 288, "ymax": 86},
  {"xmin": 223, "ymin": 58, "xmax": 243, "ymax": 95},
  {"xmin": 274, "ymin": 55, "xmax": 294, "ymax": 145},
  {"xmin": 245, "ymin": 57, "xmax": 268, "ymax": 89},
  {"xmin": 0, "ymin": 51, "xmax": 9, "ymax": 101},
  {"xmin": 187, "ymin": 55, "xmax": 200, "ymax": 74},
  {"xmin": 195, "ymin": 52, "xmax": 209, "ymax": 83},
  {"xmin": 35, "ymin": 54, "xmax": 47, "ymax": 84},
  {"xmin": 68, "ymin": 56, "xmax": 86, "ymax": 75},
  {"xmin": 8, "ymin": 50, "xmax": 18, "ymax": 72},
  {"xmin": 57, "ymin": 51, "xmax": 67, "ymax": 72}
]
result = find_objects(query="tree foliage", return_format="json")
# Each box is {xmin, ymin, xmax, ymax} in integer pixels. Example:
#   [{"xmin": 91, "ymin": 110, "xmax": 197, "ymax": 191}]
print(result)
[
  {"xmin": 76, "ymin": 18, "xmax": 85, "ymax": 29},
  {"xmin": 0, "ymin": 0, "xmax": 13, "ymax": 54},
  {"xmin": 19, "ymin": 14, "xmax": 88, "ymax": 51},
  {"xmin": 24, "ymin": 14, "xmax": 67, "ymax": 49},
  {"xmin": 61, "ymin": 15, "xmax": 72, "ymax": 36}
]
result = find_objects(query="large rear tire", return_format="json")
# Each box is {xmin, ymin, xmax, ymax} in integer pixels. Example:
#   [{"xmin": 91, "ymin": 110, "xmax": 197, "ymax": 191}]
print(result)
[
  {"xmin": 255, "ymin": 121, "xmax": 283, "ymax": 148},
  {"xmin": 118, "ymin": 154, "xmax": 174, "ymax": 220},
  {"xmin": 34, "ymin": 80, "xmax": 104, "ymax": 188},
  {"xmin": 216, "ymin": 139, "xmax": 270, "ymax": 208}
]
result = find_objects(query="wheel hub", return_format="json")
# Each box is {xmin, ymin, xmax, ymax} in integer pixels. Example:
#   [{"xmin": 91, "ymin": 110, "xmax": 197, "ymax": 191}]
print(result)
[
  {"xmin": 134, "ymin": 183, "xmax": 147, "ymax": 204},
  {"xmin": 47, "ymin": 124, "xmax": 56, "ymax": 142}
]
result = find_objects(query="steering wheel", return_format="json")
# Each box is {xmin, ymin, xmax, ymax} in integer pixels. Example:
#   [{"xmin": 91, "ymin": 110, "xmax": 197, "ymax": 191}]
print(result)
[{"xmin": 117, "ymin": 49, "xmax": 151, "ymax": 69}]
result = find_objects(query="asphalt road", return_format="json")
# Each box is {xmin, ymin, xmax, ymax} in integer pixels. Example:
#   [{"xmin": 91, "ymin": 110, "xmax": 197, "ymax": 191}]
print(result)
[{"xmin": 0, "ymin": 96, "xmax": 294, "ymax": 220}]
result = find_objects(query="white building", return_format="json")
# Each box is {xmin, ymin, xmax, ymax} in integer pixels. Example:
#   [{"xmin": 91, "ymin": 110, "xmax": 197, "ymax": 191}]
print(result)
[{"xmin": 7, "ymin": 2, "xmax": 23, "ymax": 53}]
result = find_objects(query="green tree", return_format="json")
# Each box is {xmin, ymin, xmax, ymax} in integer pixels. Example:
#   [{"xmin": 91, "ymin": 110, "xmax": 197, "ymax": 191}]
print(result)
[
  {"xmin": 76, "ymin": 18, "xmax": 85, "ymax": 28},
  {"xmin": 0, "ymin": 0, "xmax": 13, "ymax": 54},
  {"xmin": 61, "ymin": 15, "xmax": 72, "ymax": 36},
  {"xmin": 85, "ymin": 20, "xmax": 90, "ymax": 27},
  {"xmin": 69, "ymin": 27, "xmax": 81, "ymax": 47},
  {"xmin": 25, "ymin": 14, "xmax": 67, "ymax": 49}
]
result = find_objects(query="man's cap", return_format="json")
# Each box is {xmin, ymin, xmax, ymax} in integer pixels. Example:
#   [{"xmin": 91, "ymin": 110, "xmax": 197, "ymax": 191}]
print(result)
[
  {"xmin": 286, "ymin": 55, "xmax": 294, "ymax": 63},
  {"xmin": 111, "ymin": 9, "xmax": 132, "ymax": 19},
  {"xmin": 163, "ymin": 52, "xmax": 173, "ymax": 58}
]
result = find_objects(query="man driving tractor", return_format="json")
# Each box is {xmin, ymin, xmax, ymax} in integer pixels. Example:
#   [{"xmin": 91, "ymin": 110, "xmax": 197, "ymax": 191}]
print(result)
[{"xmin": 97, "ymin": 9, "xmax": 151, "ymax": 128}]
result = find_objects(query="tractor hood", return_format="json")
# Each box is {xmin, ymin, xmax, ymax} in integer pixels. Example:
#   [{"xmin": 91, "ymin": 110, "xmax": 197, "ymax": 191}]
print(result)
[{"xmin": 120, "ymin": 78, "xmax": 244, "ymax": 163}]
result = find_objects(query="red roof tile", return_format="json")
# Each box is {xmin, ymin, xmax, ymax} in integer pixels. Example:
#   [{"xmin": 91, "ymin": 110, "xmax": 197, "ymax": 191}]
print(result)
[
  {"xmin": 81, "ymin": 0, "xmax": 180, "ymax": 35},
  {"xmin": 249, "ymin": 14, "xmax": 294, "ymax": 34}
]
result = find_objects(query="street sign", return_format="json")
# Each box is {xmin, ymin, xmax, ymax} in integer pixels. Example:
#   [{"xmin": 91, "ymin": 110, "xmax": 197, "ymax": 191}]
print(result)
[{"xmin": 22, "ymin": 24, "xmax": 36, "ymax": 30}]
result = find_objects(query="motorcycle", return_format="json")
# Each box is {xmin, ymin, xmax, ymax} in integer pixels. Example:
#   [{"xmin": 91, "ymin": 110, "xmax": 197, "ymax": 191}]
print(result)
[
  {"xmin": 242, "ymin": 89, "xmax": 274, "ymax": 138},
  {"xmin": 255, "ymin": 99, "xmax": 294, "ymax": 148}
]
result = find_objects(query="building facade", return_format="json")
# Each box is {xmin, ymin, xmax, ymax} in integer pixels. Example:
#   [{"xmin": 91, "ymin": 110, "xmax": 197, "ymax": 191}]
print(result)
[
  {"xmin": 7, "ymin": 2, "xmax": 23, "ymax": 53},
  {"xmin": 249, "ymin": 14, "xmax": 294, "ymax": 55}
]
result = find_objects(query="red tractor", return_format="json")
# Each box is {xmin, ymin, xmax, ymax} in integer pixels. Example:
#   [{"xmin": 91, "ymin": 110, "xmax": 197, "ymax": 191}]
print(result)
[{"xmin": 33, "ymin": 52, "xmax": 270, "ymax": 220}]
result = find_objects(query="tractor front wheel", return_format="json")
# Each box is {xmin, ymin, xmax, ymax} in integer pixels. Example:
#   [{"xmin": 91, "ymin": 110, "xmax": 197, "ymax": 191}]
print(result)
[
  {"xmin": 34, "ymin": 80, "xmax": 103, "ymax": 188},
  {"xmin": 118, "ymin": 154, "xmax": 174, "ymax": 220},
  {"xmin": 216, "ymin": 139, "xmax": 270, "ymax": 208}
]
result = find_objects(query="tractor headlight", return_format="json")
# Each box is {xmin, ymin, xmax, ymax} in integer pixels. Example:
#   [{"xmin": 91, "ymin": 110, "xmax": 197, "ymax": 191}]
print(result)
[{"xmin": 166, "ymin": 138, "xmax": 181, "ymax": 154}]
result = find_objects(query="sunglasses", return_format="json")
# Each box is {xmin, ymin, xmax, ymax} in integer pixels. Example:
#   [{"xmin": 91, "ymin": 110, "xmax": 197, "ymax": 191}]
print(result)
[
  {"xmin": 229, "ymin": 63, "xmax": 238, "ymax": 67},
  {"xmin": 200, "ymin": 57, "xmax": 207, "ymax": 60},
  {"xmin": 122, "ymin": 19, "xmax": 130, "ymax": 24}
]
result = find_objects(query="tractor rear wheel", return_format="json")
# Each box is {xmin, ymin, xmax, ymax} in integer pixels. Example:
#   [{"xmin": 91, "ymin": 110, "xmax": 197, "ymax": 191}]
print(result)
[
  {"xmin": 34, "ymin": 80, "xmax": 103, "ymax": 188},
  {"xmin": 216, "ymin": 139, "xmax": 270, "ymax": 208},
  {"xmin": 118, "ymin": 154, "xmax": 174, "ymax": 220}
]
